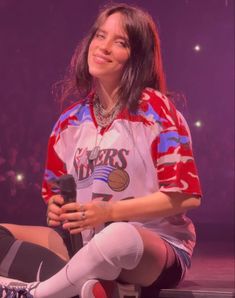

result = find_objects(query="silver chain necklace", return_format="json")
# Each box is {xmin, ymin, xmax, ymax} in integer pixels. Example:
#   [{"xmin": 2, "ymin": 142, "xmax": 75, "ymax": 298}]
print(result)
[
  {"xmin": 93, "ymin": 97, "xmax": 122, "ymax": 128},
  {"xmin": 88, "ymin": 98, "xmax": 122, "ymax": 161}
]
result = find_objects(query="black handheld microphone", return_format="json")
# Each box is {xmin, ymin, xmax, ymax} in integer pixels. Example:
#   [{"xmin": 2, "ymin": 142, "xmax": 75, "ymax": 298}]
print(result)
[{"xmin": 57, "ymin": 174, "xmax": 83, "ymax": 256}]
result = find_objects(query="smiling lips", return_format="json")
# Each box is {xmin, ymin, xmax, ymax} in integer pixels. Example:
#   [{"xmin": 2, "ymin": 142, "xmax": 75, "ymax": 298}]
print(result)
[{"xmin": 93, "ymin": 54, "xmax": 112, "ymax": 64}]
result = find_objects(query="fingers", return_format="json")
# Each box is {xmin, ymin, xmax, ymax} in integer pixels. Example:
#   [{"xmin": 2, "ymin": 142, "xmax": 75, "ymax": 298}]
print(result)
[
  {"xmin": 52, "ymin": 201, "xmax": 111, "ymax": 233},
  {"xmin": 49, "ymin": 202, "xmax": 63, "ymax": 216},
  {"xmin": 46, "ymin": 196, "xmax": 86, "ymax": 228},
  {"xmin": 61, "ymin": 201, "xmax": 112, "ymax": 232},
  {"xmin": 47, "ymin": 195, "xmax": 64, "ymax": 226},
  {"xmin": 62, "ymin": 219, "xmax": 90, "ymax": 234},
  {"xmin": 48, "ymin": 195, "xmax": 64, "ymax": 206},
  {"xmin": 61, "ymin": 202, "xmax": 84, "ymax": 213},
  {"xmin": 47, "ymin": 218, "xmax": 61, "ymax": 227},
  {"xmin": 60, "ymin": 210, "xmax": 86, "ymax": 221},
  {"xmin": 47, "ymin": 209, "xmax": 62, "ymax": 226},
  {"xmin": 60, "ymin": 203, "xmax": 86, "ymax": 222},
  {"xmin": 60, "ymin": 203, "xmax": 88, "ymax": 232}
]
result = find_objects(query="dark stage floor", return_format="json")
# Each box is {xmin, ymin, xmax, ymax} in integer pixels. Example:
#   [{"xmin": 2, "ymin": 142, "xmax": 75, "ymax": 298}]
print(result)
[{"xmin": 156, "ymin": 223, "xmax": 235, "ymax": 298}]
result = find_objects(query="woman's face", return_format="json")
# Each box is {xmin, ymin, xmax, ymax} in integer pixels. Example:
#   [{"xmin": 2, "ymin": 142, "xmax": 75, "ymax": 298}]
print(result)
[{"xmin": 88, "ymin": 13, "xmax": 130, "ymax": 87}]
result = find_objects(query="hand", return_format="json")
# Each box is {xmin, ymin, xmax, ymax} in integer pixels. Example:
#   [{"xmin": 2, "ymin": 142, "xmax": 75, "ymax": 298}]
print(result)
[
  {"xmin": 60, "ymin": 201, "xmax": 113, "ymax": 234},
  {"xmin": 47, "ymin": 195, "xmax": 64, "ymax": 227}
]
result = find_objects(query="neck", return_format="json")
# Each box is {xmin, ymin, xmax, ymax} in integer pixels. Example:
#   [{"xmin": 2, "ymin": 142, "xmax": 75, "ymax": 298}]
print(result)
[{"xmin": 94, "ymin": 80, "xmax": 119, "ymax": 112}]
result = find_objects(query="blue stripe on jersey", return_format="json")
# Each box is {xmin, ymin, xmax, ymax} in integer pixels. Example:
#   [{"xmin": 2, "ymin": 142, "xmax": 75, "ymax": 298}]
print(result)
[
  {"xmin": 60, "ymin": 104, "xmax": 91, "ymax": 124},
  {"xmin": 143, "ymin": 104, "xmax": 167, "ymax": 125},
  {"xmin": 51, "ymin": 103, "xmax": 92, "ymax": 137},
  {"xmin": 158, "ymin": 131, "xmax": 190, "ymax": 153}
]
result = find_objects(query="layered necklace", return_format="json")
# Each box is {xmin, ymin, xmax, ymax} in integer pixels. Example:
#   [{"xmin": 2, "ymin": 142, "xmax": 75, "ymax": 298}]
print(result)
[
  {"xmin": 88, "ymin": 97, "xmax": 122, "ymax": 161},
  {"xmin": 93, "ymin": 97, "xmax": 122, "ymax": 128}
]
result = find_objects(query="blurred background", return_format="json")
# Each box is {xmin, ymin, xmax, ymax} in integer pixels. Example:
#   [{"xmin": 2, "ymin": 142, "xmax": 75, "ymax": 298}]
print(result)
[{"xmin": 0, "ymin": 0, "xmax": 234, "ymax": 242}]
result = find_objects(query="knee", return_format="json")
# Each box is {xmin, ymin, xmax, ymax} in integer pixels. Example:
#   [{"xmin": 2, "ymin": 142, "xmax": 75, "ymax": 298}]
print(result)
[
  {"xmin": 94, "ymin": 222, "xmax": 144, "ymax": 270},
  {"xmin": 98, "ymin": 222, "xmax": 139, "ymax": 237}
]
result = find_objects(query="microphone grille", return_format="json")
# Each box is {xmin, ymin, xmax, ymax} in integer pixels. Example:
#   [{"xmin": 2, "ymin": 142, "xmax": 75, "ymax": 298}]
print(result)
[{"xmin": 57, "ymin": 174, "xmax": 76, "ymax": 192}]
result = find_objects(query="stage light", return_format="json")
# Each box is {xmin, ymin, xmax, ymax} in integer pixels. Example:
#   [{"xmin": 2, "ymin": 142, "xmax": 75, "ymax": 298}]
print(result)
[
  {"xmin": 16, "ymin": 173, "xmax": 24, "ymax": 182},
  {"xmin": 194, "ymin": 44, "xmax": 201, "ymax": 52},
  {"xmin": 194, "ymin": 120, "xmax": 202, "ymax": 128}
]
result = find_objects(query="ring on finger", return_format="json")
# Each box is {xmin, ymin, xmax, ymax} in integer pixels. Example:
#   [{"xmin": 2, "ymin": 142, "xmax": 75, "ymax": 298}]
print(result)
[{"xmin": 80, "ymin": 211, "xmax": 86, "ymax": 220}]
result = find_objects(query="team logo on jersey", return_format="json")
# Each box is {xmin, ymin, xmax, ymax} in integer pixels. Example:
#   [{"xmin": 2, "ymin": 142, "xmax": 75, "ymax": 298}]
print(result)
[{"xmin": 73, "ymin": 147, "xmax": 130, "ymax": 192}]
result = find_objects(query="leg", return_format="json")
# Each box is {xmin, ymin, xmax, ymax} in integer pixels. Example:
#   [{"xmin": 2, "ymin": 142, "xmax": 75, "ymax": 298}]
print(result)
[
  {"xmin": 0, "ymin": 224, "xmax": 69, "ymax": 282},
  {"xmin": 1, "ymin": 224, "xmax": 69, "ymax": 261},
  {"xmin": 30, "ymin": 222, "xmax": 144, "ymax": 298},
  {"xmin": 0, "ymin": 222, "xmax": 181, "ymax": 297},
  {"xmin": 118, "ymin": 226, "xmax": 177, "ymax": 287}
]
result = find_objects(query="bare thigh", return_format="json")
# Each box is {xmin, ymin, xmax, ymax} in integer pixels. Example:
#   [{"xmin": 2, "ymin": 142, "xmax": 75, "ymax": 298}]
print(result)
[
  {"xmin": 118, "ymin": 226, "xmax": 170, "ymax": 287},
  {"xmin": 1, "ymin": 223, "xmax": 70, "ymax": 262}
]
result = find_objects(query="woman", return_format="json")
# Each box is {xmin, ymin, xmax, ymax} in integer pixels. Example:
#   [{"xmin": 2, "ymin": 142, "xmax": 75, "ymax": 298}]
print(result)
[{"xmin": 0, "ymin": 3, "xmax": 201, "ymax": 298}]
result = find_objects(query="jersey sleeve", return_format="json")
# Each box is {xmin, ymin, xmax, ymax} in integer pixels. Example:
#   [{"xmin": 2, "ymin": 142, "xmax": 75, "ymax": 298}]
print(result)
[
  {"xmin": 41, "ymin": 100, "xmax": 87, "ymax": 203},
  {"xmin": 150, "ymin": 94, "xmax": 201, "ymax": 196},
  {"xmin": 41, "ymin": 120, "xmax": 67, "ymax": 203}
]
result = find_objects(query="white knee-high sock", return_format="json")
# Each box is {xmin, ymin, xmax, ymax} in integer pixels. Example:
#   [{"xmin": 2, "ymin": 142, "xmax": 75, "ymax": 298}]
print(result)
[{"xmin": 35, "ymin": 223, "xmax": 144, "ymax": 298}]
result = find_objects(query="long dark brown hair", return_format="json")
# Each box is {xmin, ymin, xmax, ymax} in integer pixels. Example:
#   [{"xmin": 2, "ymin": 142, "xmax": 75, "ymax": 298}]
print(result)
[{"xmin": 54, "ymin": 3, "xmax": 167, "ymax": 112}]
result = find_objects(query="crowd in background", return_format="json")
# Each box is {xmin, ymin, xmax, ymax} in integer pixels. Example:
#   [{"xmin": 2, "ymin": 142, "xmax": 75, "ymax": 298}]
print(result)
[{"xmin": 0, "ymin": 91, "xmax": 57, "ymax": 225}]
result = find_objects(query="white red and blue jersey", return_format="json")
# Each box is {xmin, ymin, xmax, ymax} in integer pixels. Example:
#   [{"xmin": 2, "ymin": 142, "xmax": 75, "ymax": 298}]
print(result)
[{"xmin": 42, "ymin": 88, "xmax": 201, "ymax": 256}]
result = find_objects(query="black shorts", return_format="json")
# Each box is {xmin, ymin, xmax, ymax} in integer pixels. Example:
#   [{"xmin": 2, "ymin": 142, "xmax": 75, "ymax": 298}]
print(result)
[
  {"xmin": 154, "ymin": 241, "xmax": 184, "ymax": 289},
  {"xmin": 142, "ymin": 240, "xmax": 187, "ymax": 297}
]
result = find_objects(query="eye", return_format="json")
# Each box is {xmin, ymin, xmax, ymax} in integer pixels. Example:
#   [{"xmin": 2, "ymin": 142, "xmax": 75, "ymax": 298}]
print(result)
[
  {"xmin": 116, "ymin": 40, "xmax": 129, "ymax": 48},
  {"xmin": 95, "ymin": 32, "xmax": 105, "ymax": 40}
]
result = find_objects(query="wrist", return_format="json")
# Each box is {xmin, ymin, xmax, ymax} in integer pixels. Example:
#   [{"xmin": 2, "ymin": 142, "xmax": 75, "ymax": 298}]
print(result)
[
  {"xmin": 110, "ymin": 196, "xmax": 136, "ymax": 222},
  {"xmin": 108, "ymin": 201, "xmax": 115, "ymax": 222},
  {"xmin": 108, "ymin": 200, "xmax": 126, "ymax": 222}
]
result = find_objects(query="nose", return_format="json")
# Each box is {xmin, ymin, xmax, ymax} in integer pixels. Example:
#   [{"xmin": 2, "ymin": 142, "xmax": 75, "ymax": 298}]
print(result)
[{"xmin": 99, "ymin": 39, "xmax": 112, "ymax": 54}]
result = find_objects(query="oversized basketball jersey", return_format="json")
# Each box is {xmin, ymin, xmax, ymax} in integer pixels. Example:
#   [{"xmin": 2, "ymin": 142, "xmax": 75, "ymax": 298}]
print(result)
[{"xmin": 42, "ymin": 88, "xmax": 201, "ymax": 256}]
